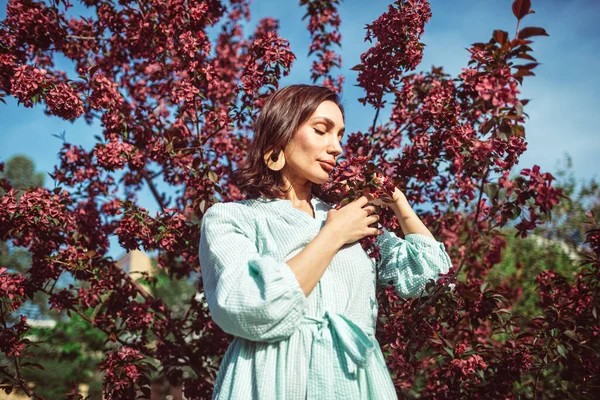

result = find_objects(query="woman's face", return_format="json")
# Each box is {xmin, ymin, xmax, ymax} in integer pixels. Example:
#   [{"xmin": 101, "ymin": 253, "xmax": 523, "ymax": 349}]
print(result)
[{"xmin": 281, "ymin": 100, "xmax": 345, "ymax": 186}]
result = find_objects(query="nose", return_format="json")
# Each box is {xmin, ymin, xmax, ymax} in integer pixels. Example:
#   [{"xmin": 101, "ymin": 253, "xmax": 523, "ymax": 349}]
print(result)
[{"xmin": 328, "ymin": 136, "xmax": 343, "ymax": 159}]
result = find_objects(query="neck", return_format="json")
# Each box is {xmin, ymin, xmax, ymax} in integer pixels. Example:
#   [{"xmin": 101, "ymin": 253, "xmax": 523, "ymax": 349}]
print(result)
[{"xmin": 279, "ymin": 179, "xmax": 313, "ymax": 207}]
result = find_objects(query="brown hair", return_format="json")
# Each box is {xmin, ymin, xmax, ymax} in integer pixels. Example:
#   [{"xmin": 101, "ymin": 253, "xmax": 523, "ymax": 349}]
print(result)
[{"xmin": 231, "ymin": 84, "xmax": 344, "ymax": 200}]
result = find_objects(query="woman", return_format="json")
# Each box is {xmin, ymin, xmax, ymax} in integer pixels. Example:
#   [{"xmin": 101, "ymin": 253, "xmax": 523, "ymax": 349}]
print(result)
[{"xmin": 198, "ymin": 84, "xmax": 452, "ymax": 399}]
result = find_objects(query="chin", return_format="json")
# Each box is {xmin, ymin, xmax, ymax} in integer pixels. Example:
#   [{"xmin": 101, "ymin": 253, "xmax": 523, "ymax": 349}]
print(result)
[{"xmin": 311, "ymin": 172, "xmax": 330, "ymax": 184}]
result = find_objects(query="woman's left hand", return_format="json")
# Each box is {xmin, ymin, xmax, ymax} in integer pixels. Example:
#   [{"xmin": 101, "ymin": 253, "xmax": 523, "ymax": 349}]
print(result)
[{"xmin": 366, "ymin": 174, "xmax": 403, "ymax": 209}]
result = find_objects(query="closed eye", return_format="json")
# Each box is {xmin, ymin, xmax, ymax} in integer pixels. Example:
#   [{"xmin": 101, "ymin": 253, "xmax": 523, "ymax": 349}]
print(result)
[{"xmin": 315, "ymin": 128, "xmax": 343, "ymax": 143}]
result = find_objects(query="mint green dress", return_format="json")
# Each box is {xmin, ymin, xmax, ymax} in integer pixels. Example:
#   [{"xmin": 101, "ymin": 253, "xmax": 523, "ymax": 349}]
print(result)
[{"xmin": 198, "ymin": 195, "xmax": 452, "ymax": 399}]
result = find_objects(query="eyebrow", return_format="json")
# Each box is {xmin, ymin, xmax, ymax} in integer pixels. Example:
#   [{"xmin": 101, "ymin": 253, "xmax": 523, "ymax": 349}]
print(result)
[{"xmin": 311, "ymin": 116, "xmax": 345, "ymax": 136}]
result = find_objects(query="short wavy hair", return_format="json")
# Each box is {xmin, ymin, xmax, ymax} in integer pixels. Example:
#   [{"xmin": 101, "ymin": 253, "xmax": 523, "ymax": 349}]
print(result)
[{"xmin": 231, "ymin": 84, "xmax": 345, "ymax": 200}]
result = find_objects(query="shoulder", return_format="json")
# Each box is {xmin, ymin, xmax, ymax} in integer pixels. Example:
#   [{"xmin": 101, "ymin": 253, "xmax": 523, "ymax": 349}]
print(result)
[
  {"xmin": 203, "ymin": 200, "xmax": 249, "ymax": 218},
  {"xmin": 201, "ymin": 201, "xmax": 253, "ymax": 234}
]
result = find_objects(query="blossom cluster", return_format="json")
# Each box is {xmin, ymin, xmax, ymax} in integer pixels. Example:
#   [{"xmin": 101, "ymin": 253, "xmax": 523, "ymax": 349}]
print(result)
[
  {"xmin": 45, "ymin": 82, "xmax": 84, "ymax": 120},
  {"xmin": 88, "ymin": 72, "xmax": 124, "ymax": 110},
  {"xmin": 94, "ymin": 140, "xmax": 136, "ymax": 171},
  {"xmin": 240, "ymin": 18, "xmax": 295, "ymax": 108},
  {"xmin": 301, "ymin": 0, "xmax": 344, "ymax": 93},
  {"xmin": 357, "ymin": 0, "xmax": 432, "ymax": 107},
  {"xmin": 10, "ymin": 65, "xmax": 48, "ymax": 107}
]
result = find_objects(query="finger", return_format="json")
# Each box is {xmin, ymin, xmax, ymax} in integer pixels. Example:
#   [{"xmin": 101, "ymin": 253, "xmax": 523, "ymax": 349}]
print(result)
[
  {"xmin": 355, "ymin": 194, "xmax": 374, "ymax": 207},
  {"xmin": 367, "ymin": 214, "xmax": 379, "ymax": 225},
  {"xmin": 367, "ymin": 197, "xmax": 383, "ymax": 206},
  {"xmin": 369, "ymin": 227, "xmax": 384, "ymax": 236},
  {"xmin": 362, "ymin": 205, "xmax": 377, "ymax": 215}
]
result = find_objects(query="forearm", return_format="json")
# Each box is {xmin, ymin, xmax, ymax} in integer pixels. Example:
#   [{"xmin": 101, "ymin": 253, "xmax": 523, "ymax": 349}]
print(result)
[
  {"xmin": 391, "ymin": 192, "xmax": 434, "ymax": 238},
  {"xmin": 286, "ymin": 226, "xmax": 342, "ymax": 297}
]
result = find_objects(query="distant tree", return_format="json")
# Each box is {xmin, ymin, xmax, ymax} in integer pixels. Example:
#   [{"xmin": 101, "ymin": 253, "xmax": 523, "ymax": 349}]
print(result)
[
  {"xmin": 487, "ymin": 229, "xmax": 575, "ymax": 320},
  {"xmin": 12, "ymin": 253, "xmax": 199, "ymax": 400},
  {"xmin": 0, "ymin": 155, "xmax": 45, "ymax": 198},
  {"xmin": 535, "ymin": 154, "xmax": 600, "ymax": 248},
  {"xmin": 20, "ymin": 311, "xmax": 106, "ymax": 399},
  {"xmin": 0, "ymin": 155, "xmax": 51, "ymax": 322},
  {"xmin": 487, "ymin": 155, "xmax": 598, "ymax": 320}
]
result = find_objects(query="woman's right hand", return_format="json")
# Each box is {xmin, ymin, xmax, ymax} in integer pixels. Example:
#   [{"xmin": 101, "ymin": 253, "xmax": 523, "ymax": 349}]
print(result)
[{"xmin": 323, "ymin": 193, "xmax": 383, "ymax": 246}]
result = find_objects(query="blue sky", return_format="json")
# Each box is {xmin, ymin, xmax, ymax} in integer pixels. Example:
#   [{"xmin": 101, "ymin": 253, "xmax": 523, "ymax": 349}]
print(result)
[{"xmin": 1, "ymin": 0, "xmax": 599, "ymax": 258}]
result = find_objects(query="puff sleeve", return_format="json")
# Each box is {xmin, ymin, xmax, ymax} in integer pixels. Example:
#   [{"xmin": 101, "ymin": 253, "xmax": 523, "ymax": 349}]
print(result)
[
  {"xmin": 199, "ymin": 203, "xmax": 308, "ymax": 342},
  {"xmin": 375, "ymin": 229, "xmax": 452, "ymax": 298}
]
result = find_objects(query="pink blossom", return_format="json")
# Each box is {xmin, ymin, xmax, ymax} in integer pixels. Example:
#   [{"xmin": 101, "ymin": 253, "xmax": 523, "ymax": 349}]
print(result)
[
  {"xmin": 357, "ymin": 0, "xmax": 432, "ymax": 107},
  {"xmin": 88, "ymin": 73, "xmax": 123, "ymax": 110},
  {"xmin": 94, "ymin": 140, "xmax": 136, "ymax": 171},
  {"xmin": 45, "ymin": 82, "xmax": 84, "ymax": 120},
  {"xmin": 10, "ymin": 65, "xmax": 48, "ymax": 107}
]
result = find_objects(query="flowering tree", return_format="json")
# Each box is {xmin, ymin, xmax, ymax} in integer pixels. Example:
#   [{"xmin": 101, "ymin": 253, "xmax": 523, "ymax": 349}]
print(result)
[{"xmin": 1, "ymin": 0, "xmax": 599, "ymax": 398}]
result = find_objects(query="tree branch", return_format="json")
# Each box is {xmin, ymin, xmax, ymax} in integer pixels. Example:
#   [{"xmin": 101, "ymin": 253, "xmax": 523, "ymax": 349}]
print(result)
[
  {"xmin": 141, "ymin": 169, "xmax": 167, "ymax": 212},
  {"xmin": 415, "ymin": 163, "xmax": 491, "ymax": 311},
  {"xmin": 0, "ymin": 304, "xmax": 45, "ymax": 400}
]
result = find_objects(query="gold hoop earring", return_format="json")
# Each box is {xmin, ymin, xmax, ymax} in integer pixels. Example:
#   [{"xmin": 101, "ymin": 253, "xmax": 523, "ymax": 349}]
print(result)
[{"xmin": 263, "ymin": 148, "xmax": 285, "ymax": 171}]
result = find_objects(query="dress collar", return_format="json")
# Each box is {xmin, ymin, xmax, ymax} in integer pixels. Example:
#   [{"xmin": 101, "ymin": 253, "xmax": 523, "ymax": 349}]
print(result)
[{"xmin": 243, "ymin": 195, "xmax": 329, "ymax": 223}]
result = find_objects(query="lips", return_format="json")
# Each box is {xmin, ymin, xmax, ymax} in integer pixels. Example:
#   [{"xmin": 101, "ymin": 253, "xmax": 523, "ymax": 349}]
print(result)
[{"xmin": 319, "ymin": 160, "xmax": 335, "ymax": 172}]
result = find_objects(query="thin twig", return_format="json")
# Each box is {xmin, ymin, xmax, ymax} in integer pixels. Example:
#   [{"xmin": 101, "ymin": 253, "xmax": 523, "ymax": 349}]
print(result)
[
  {"xmin": 416, "ymin": 164, "xmax": 491, "ymax": 311},
  {"xmin": 44, "ymin": 257, "xmax": 152, "ymax": 301},
  {"xmin": 0, "ymin": 304, "xmax": 45, "ymax": 399},
  {"xmin": 452, "ymin": 164, "xmax": 490, "ymax": 278},
  {"xmin": 135, "ymin": 0, "xmax": 146, "ymax": 18},
  {"xmin": 141, "ymin": 169, "xmax": 167, "ymax": 212},
  {"xmin": 371, "ymin": 106, "xmax": 381, "ymax": 134},
  {"xmin": 532, "ymin": 350, "xmax": 548, "ymax": 400},
  {"xmin": 66, "ymin": 34, "xmax": 110, "ymax": 43},
  {"xmin": 38, "ymin": 287, "xmax": 131, "ymax": 348},
  {"xmin": 0, "ymin": 368, "xmax": 45, "ymax": 399}
]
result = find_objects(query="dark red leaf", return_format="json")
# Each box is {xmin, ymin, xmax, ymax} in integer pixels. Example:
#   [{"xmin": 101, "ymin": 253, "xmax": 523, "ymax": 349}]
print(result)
[
  {"xmin": 512, "ymin": 0, "xmax": 531, "ymax": 20},
  {"xmin": 516, "ymin": 62, "xmax": 540, "ymax": 70},
  {"xmin": 481, "ymin": 119, "xmax": 494, "ymax": 134},
  {"xmin": 518, "ymin": 26, "xmax": 550, "ymax": 39},
  {"xmin": 516, "ymin": 53, "xmax": 537, "ymax": 62},
  {"xmin": 493, "ymin": 30, "xmax": 509, "ymax": 45},
  {"xmin": 515, "ymin": 68, "xmax": 535, "ymax": 78}
]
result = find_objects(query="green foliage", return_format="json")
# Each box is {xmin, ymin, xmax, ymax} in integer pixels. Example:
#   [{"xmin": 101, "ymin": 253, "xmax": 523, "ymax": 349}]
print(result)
[
  {"xmin": 0, "ymin": 154, "xmax": 45, "ymax": 197},
  {"xmin": 18, "ymin": 311, "xmax": 106, "ymax": 399},
  {"xmin": 487, "ymin": 229, "xmax": 577, "ymax": 319},
  {"xmin": 0, "ymin": 155, "xmax": 45, "ymax": 276},
  {"xmin": 488, "ymin": 156, "xmax": 599, "ymax": 321},
  {"xmin": 1, "ymin": 155, "xmax": 52, "ymax": 325},
  {"xmin": 146, "ymin": 258, "xmax": 198, "ymax": 319},
  {"xmin": 536, "ymin": 154, "xmax": 600, "ymax": 247}
]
